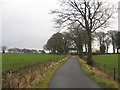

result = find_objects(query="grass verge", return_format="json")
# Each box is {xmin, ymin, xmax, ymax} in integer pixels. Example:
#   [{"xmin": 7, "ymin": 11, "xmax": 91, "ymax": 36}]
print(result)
[
  {"xmin": 78, "ymin": 57, "xmax": 118, "ymax": 89},
  {"xmin": 31, "ymin": 56, "xmax": 69, "ymax": 88}
]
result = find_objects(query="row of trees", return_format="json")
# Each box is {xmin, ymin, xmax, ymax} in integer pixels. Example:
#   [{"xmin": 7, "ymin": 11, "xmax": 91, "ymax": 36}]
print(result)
[
  {"xmin": 44, "ymin": 29, "xmax": 120, "ymax": 55},
  {"xmin": 48, "ymin": 0, "xmax": 116, "ymax": 65},
  {"xmin": 94, "ymin": 31, "xmax": 120, "ymax": 54},
  {"xmin": 1, "ymin": 46, "xmax": 46, "ymax": 54}
]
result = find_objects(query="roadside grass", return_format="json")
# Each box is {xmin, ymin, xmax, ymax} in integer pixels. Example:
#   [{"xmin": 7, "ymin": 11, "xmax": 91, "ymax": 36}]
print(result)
[
  {"xmin": 31, "ymin": 56, "xmax": 69, "ymax": 88},
  {"xmin": 2, "ymin": 53, "xmax": 64, "ymax": 72},
  {"xmin": 78, "ymin": 57, "xmax": 118, "ymax": 89}
]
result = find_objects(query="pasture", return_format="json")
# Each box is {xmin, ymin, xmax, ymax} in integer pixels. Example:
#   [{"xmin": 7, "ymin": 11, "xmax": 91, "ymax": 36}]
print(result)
[
  {"xmin": 2, "ymin": 53, "xmax": 64, "ymax": 72},
  {"xmin": 93, "ymin": 54, "xmax": 119, "ymax": 81},
  {"xmin": 93, "ymin": 54, "xmax": 119, "ymax": 70}
]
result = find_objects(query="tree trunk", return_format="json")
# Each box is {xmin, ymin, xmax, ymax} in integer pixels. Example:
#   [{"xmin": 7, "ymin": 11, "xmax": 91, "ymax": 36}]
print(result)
[
  {"xmin": 87, "ymin": 32, "xmax": 93, "ymax": 66},
  {"xmin": 78, "ymin": 44, "xmax": 83, "ymax": 58},
  {"xmin": 107, "ymin": 46, "xmax": 109, "ymax": 53},
  {"xmin": 3, "ymin": 50, "xmax": 5, "ymax": 53},
  {"xmin": 117, "ymin": 48, "xmax": 119, "ymax": 54},
  {"xmin": 113, "ymin": 43, "xmax": 115, "ymax": 53},
  {"xmin": 85, "ymin": 43, "xmax": 88, "ymax": 53},
  {"xmin": 76, "ymin": 42, "xmax": 83, "ymax": 57},
  {"xmin": 77, "ymin": 49, "xmax": 79, "ymax": 55}
]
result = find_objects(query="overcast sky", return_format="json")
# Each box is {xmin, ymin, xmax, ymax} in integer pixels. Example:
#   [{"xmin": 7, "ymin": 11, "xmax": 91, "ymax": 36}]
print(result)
[{"xmin": 1, "ymin": 0, "xmax": 120, "ymax": 50}]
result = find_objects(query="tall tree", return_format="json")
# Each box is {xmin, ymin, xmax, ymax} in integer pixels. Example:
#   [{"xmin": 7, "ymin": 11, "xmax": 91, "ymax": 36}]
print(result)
[
  {"xmin": 51, "ymin": 0, "xmax": 115, "ymax": 65},
  {"xmin": 45, "ymin": 33, "xmax": 65, "ymax": 54},
  {"xmin": 69, "ymin": 28, "xmax": 84, "ymax": 57},
  {"xmin": 94, "ymin": 31, "xmax": 107, "ymax": 53},
  {"xmin": 68, "ymin": 24, "xmax": 88, "ymax": 57},
  {"xmin": 62, "ymin": 32, "xmax": 72, "ymax": 53}
]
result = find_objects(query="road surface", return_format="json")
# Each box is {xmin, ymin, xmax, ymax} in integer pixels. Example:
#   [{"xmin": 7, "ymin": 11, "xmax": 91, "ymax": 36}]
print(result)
[{"xmin": 48, "ymin": 56, "xmax": 101, "ymax": 88}]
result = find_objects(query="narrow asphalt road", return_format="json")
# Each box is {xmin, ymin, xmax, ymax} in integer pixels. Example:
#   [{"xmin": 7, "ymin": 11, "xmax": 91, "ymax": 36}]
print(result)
[{"xmin": 48, "ymin": 56, "xmax": 101, "ymax": 88}]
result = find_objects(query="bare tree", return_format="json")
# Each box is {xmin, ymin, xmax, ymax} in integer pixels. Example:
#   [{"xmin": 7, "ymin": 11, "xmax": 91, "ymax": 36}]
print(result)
[
  {"xmin": 94, "ymin": 31, "xmax": 107, "ymax": 53},
  {"xmin": 51, "ymin": 0, "xmax": 115, "ymax": 65},
  {"xmin": 1, "ymin": 46, "xmax": 7, "ymax": 53},
  {"xmin": 68, "ymin": 24, "xmax": 87, "ymax": 57},
  {"xmin": 94, "ymin": 32, "xmax": 106, "ymax": 46}
]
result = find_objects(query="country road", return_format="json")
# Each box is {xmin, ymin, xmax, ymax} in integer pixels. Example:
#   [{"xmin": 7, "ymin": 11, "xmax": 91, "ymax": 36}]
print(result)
[{"xmin": 48, "ymin": 56, "xmax": 101, "ymax": 88}]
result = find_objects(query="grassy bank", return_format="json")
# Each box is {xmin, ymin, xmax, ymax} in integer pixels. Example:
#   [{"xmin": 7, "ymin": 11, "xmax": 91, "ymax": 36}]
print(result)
[
  {"xmin": 2, "ymin": 53, "xmax": 64, "ymax": 72},
  {"xmin": 78, "ymin": 57, "xmax": 118, "ymax": 89},
  {"xmin": 31, "ymin": 56, "xmax": 69, "ymax": 88}
]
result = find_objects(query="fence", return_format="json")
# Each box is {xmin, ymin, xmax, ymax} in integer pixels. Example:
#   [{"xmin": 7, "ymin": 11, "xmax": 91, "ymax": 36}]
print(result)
[{"xmin": 93, "ymin": 62, "xmax": 120, "ymax": 82}]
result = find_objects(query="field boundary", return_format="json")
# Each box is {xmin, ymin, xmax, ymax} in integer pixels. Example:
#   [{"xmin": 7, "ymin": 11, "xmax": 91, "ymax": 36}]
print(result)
[{"xmin": 93, "ymin": 61, "xmax": 119, "ymax": 83}]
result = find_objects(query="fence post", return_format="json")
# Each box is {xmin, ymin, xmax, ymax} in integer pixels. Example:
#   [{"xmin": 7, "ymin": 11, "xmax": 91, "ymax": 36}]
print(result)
[{"xmin": 113, "ymin": 68, "xmax": 116, "ymax": 80}]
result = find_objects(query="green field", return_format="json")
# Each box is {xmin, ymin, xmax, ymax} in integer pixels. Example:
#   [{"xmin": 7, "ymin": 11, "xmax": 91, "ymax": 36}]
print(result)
[
  {"xmin": 2, "ymin": 53, "xmax": 64, "ymax": 72},
  {"xmin": 93, "ymin": 54, "xmax": 119, "ymax": 70},
  {"xmin": 93, "ymin": 54, "xmax": 120, "ymax": 79}
]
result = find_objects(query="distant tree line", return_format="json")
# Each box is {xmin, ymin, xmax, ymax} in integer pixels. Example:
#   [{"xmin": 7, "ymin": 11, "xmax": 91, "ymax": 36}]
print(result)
[
  {"xmin": 1, "ymin": 46, "xmax": 46, "ymax": 54},
  {"xmin": 44, "ymin": 29, "xmax": 120, "ymax": 56}
]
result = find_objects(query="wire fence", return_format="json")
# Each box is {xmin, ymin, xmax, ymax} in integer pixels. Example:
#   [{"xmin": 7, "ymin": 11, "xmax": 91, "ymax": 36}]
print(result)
[{"xmin": 93, "ymin": 62, "xmax": 120, "ymax": 83}]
